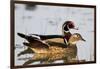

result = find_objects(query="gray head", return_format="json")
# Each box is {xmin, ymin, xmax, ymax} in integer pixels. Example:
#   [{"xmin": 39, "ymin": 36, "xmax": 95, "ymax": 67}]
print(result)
[{"xmin": 68, "ymin": 33, "xmax": 86, "ymax": 45}]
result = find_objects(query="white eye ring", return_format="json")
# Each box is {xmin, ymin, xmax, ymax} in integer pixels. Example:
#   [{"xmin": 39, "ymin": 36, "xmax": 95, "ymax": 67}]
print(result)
[{"xmin": 74, "ymin": 35, "xmax": 77, "ymax": 38}]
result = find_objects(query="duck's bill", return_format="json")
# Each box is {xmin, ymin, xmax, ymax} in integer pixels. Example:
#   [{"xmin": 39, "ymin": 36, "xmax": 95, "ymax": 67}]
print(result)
[
  {"xmin": 73, "ymin": 27, "xmax": 79, "ymax": 30},
  {"xmin": 81, "ymin": 38, "xmax": 86, "ymax": 41}
]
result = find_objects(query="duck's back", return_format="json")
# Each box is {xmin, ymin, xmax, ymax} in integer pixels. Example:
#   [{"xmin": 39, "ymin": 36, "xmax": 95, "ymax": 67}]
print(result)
[{"xmin": 41, "ymin": 46, "xmax": 77, "ymax": 62}]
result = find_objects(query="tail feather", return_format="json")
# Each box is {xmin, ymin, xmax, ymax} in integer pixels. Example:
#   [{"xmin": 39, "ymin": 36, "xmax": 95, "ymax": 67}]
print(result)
[
  {"xmin": 17, "ymin": 33, "xmax": 39, "ymax": 42},
  {"xmin": 17, "ymin": 33, "xmax": 26, "ymax": 38}
]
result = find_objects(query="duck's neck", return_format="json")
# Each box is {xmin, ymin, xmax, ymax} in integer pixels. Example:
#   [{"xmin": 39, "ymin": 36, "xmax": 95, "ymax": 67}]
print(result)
[
  {"xmin": 63, "ymin": 24, "xmax": 71, "ymax": 34},
  {"xmin": 62, "ymin": 25, "xmax": 72, "ymax": 45},
  {"xmin": 68, "ymin": 43, "xmax": 76, "ymax": 46},
  {"xmin": 69, "ymin": 39, "xmax": 77, "ymax": 45},
  {"xmin": 63, "ymin": 30, "xmax": 72, "ymax": 45},
  {"xmin": 64, "ymin": 30, "xmax": 70, "ymax": 34},
  {"xmin": 67, "ymin": 43, "xmax": 77, "ymax": 49}
]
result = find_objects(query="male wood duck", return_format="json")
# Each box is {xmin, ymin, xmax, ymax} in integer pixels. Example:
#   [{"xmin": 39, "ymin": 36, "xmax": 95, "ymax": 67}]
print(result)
[
  {"xmin": 31, "ymin": 21, "xmax": 78, "ymax": 45},
  {"xmin": 17, "ymin": 33, "xmax": 85, "ymax": 65},
  {"xmin": 17, "ymin": 21, "xmax": 78, "ymax": 56}
]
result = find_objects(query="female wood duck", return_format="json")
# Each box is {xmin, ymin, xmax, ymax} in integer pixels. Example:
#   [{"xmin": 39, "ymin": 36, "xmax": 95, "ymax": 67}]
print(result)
[
  {"xmin": 17, "ymin": 33, "xmax": 85, "ymax": 65},
  {"xmin": 17, "ymin": 21, "xmax": 78, "ymax": 56}
]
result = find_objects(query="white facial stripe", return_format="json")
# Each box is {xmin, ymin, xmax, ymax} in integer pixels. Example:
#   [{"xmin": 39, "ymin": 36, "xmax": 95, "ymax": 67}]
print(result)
[
  {"xmin": 64, "ymin": 39, "xmax": 68, "ymax": 45},
  {"xmin": 67, "ymin": 25, "xmax": 69, "ymax": 29},
  {"xmin": 63, "ymin": 24, "xmax": 66, "ymax": 28},
  {"xmin": 64, "ymin": 31, "xmax": 70, "ymax": 33},
  {"xmin": 63, "ymin": 24, "xmax": 66, "ymax": 29}
]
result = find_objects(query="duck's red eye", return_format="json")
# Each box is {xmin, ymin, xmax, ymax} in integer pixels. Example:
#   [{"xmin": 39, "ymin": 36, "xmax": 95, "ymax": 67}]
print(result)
[
  {"xmin": 68, "ymin": 23, "xmax": 75, "ymax": 28},
  {"xmin": 63, "ymin": 21, "xmax": 75, "ymax": 30}
]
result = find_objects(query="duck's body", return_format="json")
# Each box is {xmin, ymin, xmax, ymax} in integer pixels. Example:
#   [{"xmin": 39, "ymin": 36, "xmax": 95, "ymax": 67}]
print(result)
[
  {"xmin": 17, "ymin": 33, "xmax": 85, "ymax": 65},
  {"xmin": 23, "ymin": 43, "xmax": 78, "ymax": 65},
  {"xmin": 17, "ymin": 21, "xmax": 77, "ymax": 56},
  {"xmin": 35, "ymin": 44, "xmax": 77, "ymax": 59}
]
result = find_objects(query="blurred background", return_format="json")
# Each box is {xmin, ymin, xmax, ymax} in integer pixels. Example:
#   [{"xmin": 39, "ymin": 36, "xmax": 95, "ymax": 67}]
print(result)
[{"xmin": 15, "ymin": 3, "xmax": 95, "ymax": 65}]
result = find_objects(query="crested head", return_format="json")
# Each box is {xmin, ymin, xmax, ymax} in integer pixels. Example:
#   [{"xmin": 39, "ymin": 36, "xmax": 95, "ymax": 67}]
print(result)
[
  {"xmin": 62, "ymin": 21, "xmax": 79, "ymax": 33},
  {"xmin": 62, "ymin": 21, "xmax": 75, "ymax": 31},
  {"xmin": 68, "ymin": 33, "xmax": 85, "ymax": 45}
]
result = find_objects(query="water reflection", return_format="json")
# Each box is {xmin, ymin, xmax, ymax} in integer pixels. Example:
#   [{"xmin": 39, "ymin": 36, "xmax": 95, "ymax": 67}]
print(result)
[{"xmin": 23, "ymin": 52, "xmax": 86, "ymax": 65}]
